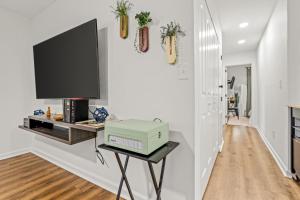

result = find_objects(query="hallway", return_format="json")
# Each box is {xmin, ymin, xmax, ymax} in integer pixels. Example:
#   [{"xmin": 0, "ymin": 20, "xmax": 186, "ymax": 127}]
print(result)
[
  {"xmin": 203, "ymin": 125, "xmax": 300, "ymax": 200},
  {"xmin": 227, "ymin": 117, "xmax": 250, "ymax": 127}
]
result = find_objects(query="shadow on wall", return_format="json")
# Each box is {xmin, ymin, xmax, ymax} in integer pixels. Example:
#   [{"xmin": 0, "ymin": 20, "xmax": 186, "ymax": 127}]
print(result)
[
  {"xmin": 34, "ymin": 128, "xmax": 106, "ymax": 163},
  {"xmin": 34, "ymin": 133, "xmax": 99, "ymax": 162}
]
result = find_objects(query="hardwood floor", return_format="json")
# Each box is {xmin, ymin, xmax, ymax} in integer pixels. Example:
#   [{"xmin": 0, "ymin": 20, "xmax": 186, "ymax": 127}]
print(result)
[
  {"xmin": 203, "ymin": 125, "xmax": 300, "ymax": 200},
  {"xmin": 0, "ymin": 153, "xmax": 121, "ymax": 200},
  {"xmin": 227, "ymin": 116, "xmax": 250, "ymax": 127}
]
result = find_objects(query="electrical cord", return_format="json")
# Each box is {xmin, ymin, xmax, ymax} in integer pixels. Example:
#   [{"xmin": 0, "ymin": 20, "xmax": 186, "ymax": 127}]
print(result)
[{"xmin": 94, "ymin": 136, "xmax": 109, "ymax": 168}]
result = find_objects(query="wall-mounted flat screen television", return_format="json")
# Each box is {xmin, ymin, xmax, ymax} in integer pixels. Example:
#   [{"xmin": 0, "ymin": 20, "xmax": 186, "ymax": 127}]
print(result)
[{"xmin": 33, "ymin": 19, "xmax": 100, "ymax": 99}]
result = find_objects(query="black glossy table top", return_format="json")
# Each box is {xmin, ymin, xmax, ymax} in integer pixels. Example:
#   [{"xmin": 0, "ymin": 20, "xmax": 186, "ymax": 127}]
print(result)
[{"xmin": 99, "ymin": 141, "xmax": 179, "ymax": 164}]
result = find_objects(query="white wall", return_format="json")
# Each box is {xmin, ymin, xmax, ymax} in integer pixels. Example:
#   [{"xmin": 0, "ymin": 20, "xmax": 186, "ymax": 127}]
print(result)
[
  {"xmin": 256, "ymin": 0, "xmax": 288, "ymax": 171},
  {"xmin": 223, "ymin": 50, "xmax": 256, "ymax": 68},
  {"xmin": 288, "ymin": 0, "xmax": 300, "ymax": 104},
  {"xmin": 0, "ymin": 8, "xmax": 34, "ymax": 157},
  {"xmin": 223, "ymin": 51, "xmax": 258, "ymax": 125},
  {"xmin": 29, "ymin": 0, "xmax": 195, "ymax": 199}
]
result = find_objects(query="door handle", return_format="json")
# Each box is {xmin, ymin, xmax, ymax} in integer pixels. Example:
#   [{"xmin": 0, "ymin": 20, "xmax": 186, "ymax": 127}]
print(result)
[{"xmin": 219, "ymin": 85, "xmax": 223, "ymax": 88}]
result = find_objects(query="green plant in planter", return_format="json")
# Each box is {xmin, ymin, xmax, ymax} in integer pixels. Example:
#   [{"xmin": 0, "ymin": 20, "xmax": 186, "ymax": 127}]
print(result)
[
  {"xmin": 160, "ymin": 21, "xmax": 185, "ymax": 64},
  {"xmin": 111, "ymin": 0, "xmax": 133, "ymax": 39},
  {"xmin": 134, "ymin": 11, "xmax": 152, "ymax": 53},
  {"xmin": 135, "ymin": 12, "xmax": 152, "ymax": 28},
  {"xmin": 160, "ymin": 21, "xmax": 185, "ymax": 47},
  {"xmin": 111, "ymin": 0, "xmax": 133, "ymax": 18}
]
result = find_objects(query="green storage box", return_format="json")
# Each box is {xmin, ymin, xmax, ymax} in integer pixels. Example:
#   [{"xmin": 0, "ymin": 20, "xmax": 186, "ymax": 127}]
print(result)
[{"xmin": 104, "ymin": 119, "xmax": 169, "ymax": 155}]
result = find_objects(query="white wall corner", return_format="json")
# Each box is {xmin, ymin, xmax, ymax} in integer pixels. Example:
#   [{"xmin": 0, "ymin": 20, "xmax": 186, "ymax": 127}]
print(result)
[{"xmin": 255, "ymin": 126, "xmax": 290, "ymax": 178}]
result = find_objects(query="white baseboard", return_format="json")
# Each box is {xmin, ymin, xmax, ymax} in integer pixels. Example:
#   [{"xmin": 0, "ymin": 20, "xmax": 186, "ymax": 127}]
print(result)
[
  {"xmin": 255, "ymin": 126, "xmax": 290, "ymax": 177},
  {"xmin": 31, "ymin": 147, "xmax": 147, "ymax": 200},
  {"xmin": 219, "ymin": 139, "xmax": 224, "ymax": 152},
  {"xmin": 0, "ymin": 148, "xmax": 31, "ymax": 160}
]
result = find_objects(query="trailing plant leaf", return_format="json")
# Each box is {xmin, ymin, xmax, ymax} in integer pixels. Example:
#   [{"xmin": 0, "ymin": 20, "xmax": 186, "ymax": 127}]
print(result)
[
  {"xmin": 134, "ymin": 29, "xmax": 142, "ymax": 53},
  {"xmin": 160, "ymin": 21, "xmax": 185, "ymax": 47},
  {"xmin": 111, "ymin": 0, "xmax": 133, "ymax": 19},
  {"xmin": 135, "ymin": 11, "xmax": 152, "ymax": 28}
]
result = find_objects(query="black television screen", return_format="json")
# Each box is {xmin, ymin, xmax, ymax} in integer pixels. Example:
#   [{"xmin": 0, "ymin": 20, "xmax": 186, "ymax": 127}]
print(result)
[{"xmin": 33, "ymin": 19, "xmax": 100, "ymax": 99}]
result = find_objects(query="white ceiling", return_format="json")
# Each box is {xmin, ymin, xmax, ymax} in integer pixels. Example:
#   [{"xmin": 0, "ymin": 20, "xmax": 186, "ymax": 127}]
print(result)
[
  {"xmin": 215, "ymin": 0, "xmax": 277, "ymax": 54},
  {"xmin": 0, "ymin": 0, "xmax": 56, "ymax": 19}
]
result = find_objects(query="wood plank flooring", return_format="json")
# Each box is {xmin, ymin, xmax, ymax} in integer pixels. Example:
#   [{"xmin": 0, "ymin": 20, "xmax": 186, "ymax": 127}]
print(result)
[
  {"xmin": 204, "ymin": 125, "xmax": 300, "ymax": 200},
  {"xmin": 0, "ymin": 153, "xmax": 121, "ymax": 200}
]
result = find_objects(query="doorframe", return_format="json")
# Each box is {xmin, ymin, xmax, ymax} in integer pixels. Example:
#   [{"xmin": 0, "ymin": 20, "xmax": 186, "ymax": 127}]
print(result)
[
  {"xmin": 225, "ymin": 63, "xmax": 254, "ymax": 124},
  {"xmin": 218, "ymin": 55, "xmax": 225, "ymax": 152},
  {"xmin": 194, "ymin": 1, "xmax": 204, "ymax": 198}
]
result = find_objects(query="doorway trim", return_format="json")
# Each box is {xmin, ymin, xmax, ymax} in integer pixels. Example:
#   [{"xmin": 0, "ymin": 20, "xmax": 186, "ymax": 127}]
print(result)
[{"xmin": 225, "ymin": 63, "xmax": 255, "ymax": 126}]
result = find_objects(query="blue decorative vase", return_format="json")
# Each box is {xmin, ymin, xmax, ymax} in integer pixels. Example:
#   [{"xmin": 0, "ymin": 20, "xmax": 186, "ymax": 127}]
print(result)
[
  {"xmin": 34, "ymin": 109, "xmax": 45, "ymax": 116},
  {"xmin": 90, "ymin": 107, "xmax": 109, "ymax": 123}
]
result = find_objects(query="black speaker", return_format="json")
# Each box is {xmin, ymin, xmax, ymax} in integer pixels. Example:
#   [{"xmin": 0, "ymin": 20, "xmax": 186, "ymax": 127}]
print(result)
[{"xmin": 63, "ymin": 99, "xmax": 89, "ymax": 123}]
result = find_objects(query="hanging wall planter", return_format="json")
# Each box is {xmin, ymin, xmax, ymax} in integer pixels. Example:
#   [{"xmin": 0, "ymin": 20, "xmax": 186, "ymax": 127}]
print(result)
[
  {"xmin": 120, "ymin": 15, "xmax": 129, "ymax": 39},
  {"xmin": 134, "ymin": 12, "xmax": 152, "ymax": 53},
  {"xmin": 161, "ymin": 22, "xmax": 185, "ymax": 64},
  {"xmin": 165, "ymin": 35, "xmax": 177, "ymax": 64},
  {"xmin": 139, "ymin": 26, "xmax": 149, "ymax": 52},
  {"xmin": 111, "ymin": 0, "xmax": 133, "ymax": 39}
]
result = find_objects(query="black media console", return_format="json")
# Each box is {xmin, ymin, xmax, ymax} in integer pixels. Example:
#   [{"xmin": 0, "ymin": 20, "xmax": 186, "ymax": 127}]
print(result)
[{"xmin": 19, "ymin": 115, "xmax": 104, "ymax": 145}]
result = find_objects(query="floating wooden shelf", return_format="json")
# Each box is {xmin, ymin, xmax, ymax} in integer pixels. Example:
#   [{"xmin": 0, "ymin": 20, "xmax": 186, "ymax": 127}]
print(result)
[{"xmin": 19, "ymin": 115, "xmax": 104, "ymax": 145}]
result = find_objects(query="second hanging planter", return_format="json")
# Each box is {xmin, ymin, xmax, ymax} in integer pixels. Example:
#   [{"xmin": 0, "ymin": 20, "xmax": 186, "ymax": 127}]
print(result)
[
  {"xmin": 135, "ymin": 11, "xmax": 152, "ymax": 53},
  {"xmin": 139, "ymin": 26, "xmax": 149, "ymax": 52}
]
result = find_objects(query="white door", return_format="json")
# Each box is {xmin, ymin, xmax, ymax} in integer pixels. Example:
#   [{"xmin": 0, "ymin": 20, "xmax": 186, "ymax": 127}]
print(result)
[{"xmin": 194, "ymin": 1, "xmax": 222, "ymax": 198}]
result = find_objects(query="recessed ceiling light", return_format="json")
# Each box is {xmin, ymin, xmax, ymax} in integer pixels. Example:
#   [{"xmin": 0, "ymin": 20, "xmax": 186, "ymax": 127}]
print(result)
[
  {"xmin": 239, "ymin": 22, "xmax": 249, "ymax": 28},
  {"xmin": 238, "ymin": 40, "xmax": 246, "ymax": 44}
]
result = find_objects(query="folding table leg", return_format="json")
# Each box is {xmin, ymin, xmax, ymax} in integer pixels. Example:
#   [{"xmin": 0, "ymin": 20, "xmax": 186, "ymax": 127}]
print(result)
[
  {"xmin": 115, "ymin": 153, "xmax": 134, "ymax": 200},
  {"xmin": 157, "ymin": 157, "xmax": 166, "ymax": 199},
  {"xmin": 148, "ymin": 157, "xmax": 167, "ymax": 200},
  {"xmin": 116, "ymin": 155, "xmax": 130, "ymax": 200}
]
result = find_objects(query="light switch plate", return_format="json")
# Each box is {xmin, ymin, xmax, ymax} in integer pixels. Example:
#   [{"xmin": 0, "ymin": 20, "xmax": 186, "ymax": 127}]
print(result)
[{"xmin": 177, "ymin": 67, "xmax": 189, "ymax": 80}]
